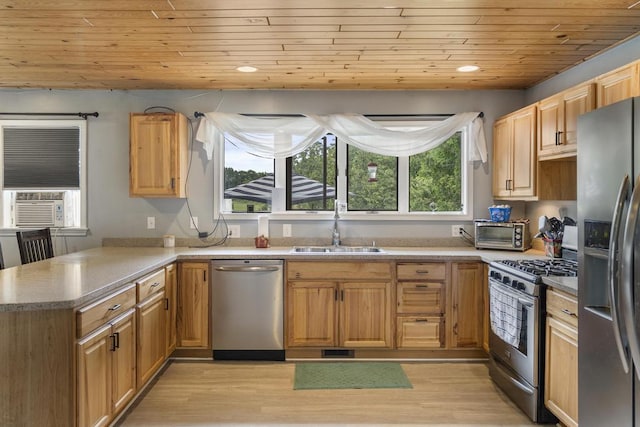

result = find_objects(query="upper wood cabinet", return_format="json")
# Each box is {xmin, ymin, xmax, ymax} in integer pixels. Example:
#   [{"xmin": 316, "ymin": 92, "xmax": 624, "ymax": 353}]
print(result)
[
  {"xmin": 596, "ymin": 61, "xmax": 640, "ymax": 108},
  {"xmin": 492, "ymin": 105, "xmax": 537, "ymax": 200},
  {"xmin": 537, "ymin": 83, "xmax": 596, "ymax": 160},
  {"xmin": 129, "ymin": 112, "xmax": 188, "ymax": 198}
]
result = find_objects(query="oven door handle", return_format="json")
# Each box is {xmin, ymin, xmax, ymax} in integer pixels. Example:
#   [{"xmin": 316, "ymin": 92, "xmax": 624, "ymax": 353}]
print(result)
[
  {"xmin": 622, "ymin": 174, "xmax": 640, "ymax": 379},
  {"xmin": 489, "ymin": 281, "xmax": 534, "ymax": 307},
  {"xmin": 609, "ymin": 174, "xmax": 630, "ymax": 374}
]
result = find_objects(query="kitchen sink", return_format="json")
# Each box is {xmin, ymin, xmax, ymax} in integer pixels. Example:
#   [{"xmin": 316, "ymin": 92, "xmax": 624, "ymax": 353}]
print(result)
[{"xmin": 291, "ymin": 246, "xmax": 385, "ymax": 253}]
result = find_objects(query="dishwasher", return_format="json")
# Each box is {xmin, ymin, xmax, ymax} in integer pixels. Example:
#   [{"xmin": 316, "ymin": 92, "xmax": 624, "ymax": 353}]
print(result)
[{"xmin": 211, "ymin": 259, "xmax": 285, "ymax": 361}]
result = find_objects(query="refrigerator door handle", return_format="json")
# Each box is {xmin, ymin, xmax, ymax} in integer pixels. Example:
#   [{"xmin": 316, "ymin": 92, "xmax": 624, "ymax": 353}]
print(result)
[
  {"xmin": 609, "ymin": 174, "xmax": 631, "ymax": 373},
  {"xmin": 622, "ymin": 174, "xmax": 640, "ymax": 379}
]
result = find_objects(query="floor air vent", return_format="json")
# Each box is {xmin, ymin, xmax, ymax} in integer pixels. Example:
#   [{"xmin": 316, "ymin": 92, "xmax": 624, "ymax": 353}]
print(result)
[{"xmin": 322, "ymin": 349, "xmax": 354, "ymax": 358}]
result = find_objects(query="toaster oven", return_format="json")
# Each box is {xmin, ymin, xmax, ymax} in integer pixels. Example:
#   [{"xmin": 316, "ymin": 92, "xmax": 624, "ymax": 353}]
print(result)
[{"xmin": 474, "ymin": 220, "xmax": 531, "ymax": 251}]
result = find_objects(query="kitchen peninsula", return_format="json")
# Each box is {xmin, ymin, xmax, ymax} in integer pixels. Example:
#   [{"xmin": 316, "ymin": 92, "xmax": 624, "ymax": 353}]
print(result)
[{"xmin": 0, "ymin": 244, "xmax": 560, "ymax": 426}]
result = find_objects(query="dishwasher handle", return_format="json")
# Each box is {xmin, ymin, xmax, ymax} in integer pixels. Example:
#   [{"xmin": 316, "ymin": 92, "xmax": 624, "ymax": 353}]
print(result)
[{"xmin": 214, "ymin": 265, "xmax": 281, "ymax": 272}]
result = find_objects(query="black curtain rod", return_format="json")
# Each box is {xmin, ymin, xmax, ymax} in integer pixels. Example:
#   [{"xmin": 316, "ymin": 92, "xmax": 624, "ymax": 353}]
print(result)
[
  {"xmin": 194, "ymin": 111, "xmax": 483, "ymax": 118},
  {"xmin": 0, "ymin": 112, "xmax": 99, "ymax": 120}
]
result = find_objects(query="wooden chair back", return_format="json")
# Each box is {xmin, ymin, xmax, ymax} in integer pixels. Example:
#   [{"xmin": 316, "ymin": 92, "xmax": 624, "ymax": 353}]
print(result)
[{"xmin": 16, "ymin": 228, "xmax": 54, "ymax": 265}]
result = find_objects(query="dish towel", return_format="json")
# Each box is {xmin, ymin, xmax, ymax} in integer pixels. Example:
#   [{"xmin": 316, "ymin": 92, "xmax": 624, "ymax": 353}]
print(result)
[{"xmin": 489, "ymin": 282, "xmax": 523, "ymax": 347}]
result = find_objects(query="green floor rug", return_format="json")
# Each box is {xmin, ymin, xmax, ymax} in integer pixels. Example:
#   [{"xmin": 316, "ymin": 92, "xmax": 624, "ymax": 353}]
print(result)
[{"xmin": 293, "ymin": 362, "xmax": 413, "ymax": 390}]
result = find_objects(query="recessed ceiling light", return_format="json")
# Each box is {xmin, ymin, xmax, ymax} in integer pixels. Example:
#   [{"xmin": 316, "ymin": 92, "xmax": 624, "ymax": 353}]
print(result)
[
  {"xmin": 236, "ymin": 66, "xmax": 258, "ymax": 73},
  {"xmin": 457, "ymin": 65, "xmax": 479, "ymax": 72}
]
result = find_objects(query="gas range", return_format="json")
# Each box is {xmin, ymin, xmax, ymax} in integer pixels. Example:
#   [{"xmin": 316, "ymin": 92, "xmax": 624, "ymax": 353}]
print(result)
[
  {"xmin": 493, "ymin": 258, "xmax": 578, "ymax": 282},
  {"xmin": 488, "ymin": 258, "xmax": 577, "ymax": 296}
]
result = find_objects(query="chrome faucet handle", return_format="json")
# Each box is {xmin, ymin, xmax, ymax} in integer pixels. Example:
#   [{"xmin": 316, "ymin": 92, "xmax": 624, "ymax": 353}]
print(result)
[{"xmin": 372, "ymin": 240, "xmax": 376, "ymax": 247}]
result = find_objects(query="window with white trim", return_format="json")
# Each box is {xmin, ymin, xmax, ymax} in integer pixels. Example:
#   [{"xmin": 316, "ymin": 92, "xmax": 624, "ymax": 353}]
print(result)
[
  {"xmin": 216, "ymin": 117, "xmax": 472, "ymax": 219},
  {"xmin": 0, "ymin": 120, "xmax": 87, "ymax": 231}
]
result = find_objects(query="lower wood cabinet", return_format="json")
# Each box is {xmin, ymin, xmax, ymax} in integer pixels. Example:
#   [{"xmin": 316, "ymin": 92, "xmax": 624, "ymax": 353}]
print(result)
[
  {"xmin": 136, "ymin": 290, "xmax": 166, "ymax": 386},
  {"xmin": 545, "ymin": 288, "xmax": 578, "ymax": 427},
  {"xmin": 77, "ymin": 308, "xmax": 136, "ymax": 427},
  {"xmin": 396, "ymin": 263, "xmax": 447, "ymax": 349},
  {"xmin": 286, "ymin": 261, "xmax": 392, "ymax": 349},
  {"xmin": 165, "ymin": 263, "xmax": 177, "ymax": 357},
  {"xmin": 177, "ymin": 262, "xmax": 210, "ymax": 348},
  {"xmin": 449, "ymin": 262, "xmax": 483, "ymax": 348},
  {"xmin": 396, "ymin": 316, "xmax": 444, "ymax": 348}
]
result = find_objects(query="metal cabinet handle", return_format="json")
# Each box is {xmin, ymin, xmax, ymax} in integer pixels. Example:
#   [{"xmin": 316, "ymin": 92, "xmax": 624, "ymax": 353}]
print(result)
[
  {"xmin": 214, "ymin": 266, "xmax": 279, "ymax": 272},
  {"xmin": 110, "ymin": 334, "xmax": 117, "ymax": 352},
  {"xmin": 415, "ymin": 270, "xmax": 430, "ymax": 274},
  {"xmin": 108, "ymin": 304, "xmax": 121, "ymax": 311},
  {"xmin": 561, "ymin": 308, "xmax": 577, "ymax": 317},
  {"xmin": 150, "ymin": 282, "xmax": 160, "ymax": 288},
  {"xmin": 165, "ymin": 297, "xmax": 170, "ymax": 311}
]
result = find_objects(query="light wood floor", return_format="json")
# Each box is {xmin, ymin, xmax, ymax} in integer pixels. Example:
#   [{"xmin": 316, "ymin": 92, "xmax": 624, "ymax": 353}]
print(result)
[{"xmin": 117, "ymin": 360, "xmax": 549, "ymax": 426}]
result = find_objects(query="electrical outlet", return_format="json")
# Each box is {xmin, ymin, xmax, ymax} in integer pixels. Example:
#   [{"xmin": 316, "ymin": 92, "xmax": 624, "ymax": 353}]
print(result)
[
  {"xmin": 451, "ymin": 224, "xmax": 463, "ymax": 237},
  {"xmin": 282, "ymin": 224, "xmax": 292, "ymax": 237},
  {"xmin": 147, "ymin": 216, "xmax": 155, "ymax": 229},
  {"xmin": 190, "ymin": 217, "xmax": 198, "ymax": 229},
  {"xmin": 228, "ymin": 225, "xmax": 240, "ymax": 238}
]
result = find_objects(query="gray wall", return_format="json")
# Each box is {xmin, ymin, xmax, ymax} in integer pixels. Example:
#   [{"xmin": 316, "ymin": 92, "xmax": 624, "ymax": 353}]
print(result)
[{"xmin": 0, "ymin": 35, "xmax": 637, "ymax": 267}]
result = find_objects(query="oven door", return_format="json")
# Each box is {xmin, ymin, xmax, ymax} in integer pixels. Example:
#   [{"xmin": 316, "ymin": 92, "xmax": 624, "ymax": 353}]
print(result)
[{"xmin": 488, "ymin": 279, "xmax": 538, "ymax": 387}]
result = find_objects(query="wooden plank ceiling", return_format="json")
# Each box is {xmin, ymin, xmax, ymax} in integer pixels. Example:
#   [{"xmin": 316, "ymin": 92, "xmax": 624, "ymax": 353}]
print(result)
[{"xmin": 0, "ymin": 0, "xmax": 639, "ymax": 90}]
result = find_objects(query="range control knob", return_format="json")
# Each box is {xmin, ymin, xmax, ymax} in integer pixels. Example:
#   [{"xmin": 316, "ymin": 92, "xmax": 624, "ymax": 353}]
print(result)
[
  {"xmin": 517, "ymin": 282, "xmax": 526, "ymax": 291},
  {"xmin": 511, "ymin": 279, "xmax": 519, "ymax": 288},
  {"xmin": 502, "ymin": 276, "xmax": 510, "ymax": 285}
]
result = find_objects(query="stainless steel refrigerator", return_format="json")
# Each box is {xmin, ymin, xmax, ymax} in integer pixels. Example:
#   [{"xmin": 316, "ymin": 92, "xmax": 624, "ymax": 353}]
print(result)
[{"xmin": 577, "ymin": 96, "xmax": 640, "ymax": 426}]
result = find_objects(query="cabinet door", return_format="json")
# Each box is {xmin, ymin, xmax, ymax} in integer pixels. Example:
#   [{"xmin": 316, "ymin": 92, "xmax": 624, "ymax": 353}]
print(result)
[
  {"xmin": 396, "ymin": 316, "xmax": 444, "ymax": 349},
  {"xmin": 449, "ymin": 262, "xmax": 483, "ymax": 348},
  {"xmin": 165, "ymin": 263, "xmax": 177, "ymax": 357},
  {"xmin": 177, "ymin": 262, "xmax": 210, "ymax": 348},
  {"xmin": 596, "ymin": 63, "xmax": 640, "ymax": 108},
  {"xmin": 510, "ymin": 106, "xmax": 536, "ymax": 198},
  {"xmin": 396, "ymin": 282, "xmax": 444, "ymax": 315},
  {"xmin": 286, "ymin": 281, "xmax": 337, "ymax": 347},
  {"xmin": 492, "ymin": 117, "xmax": 512, "ymax": 198},
  {"xmin": 339, "ymin": 282, "xmax": 392, "ymax": 348},
  {"xmin": 129, "ymin": 113, "xmax": 187, "ymax": 198},
  {"xmin": 537, "ymin": 95, "xmax": 562, "ymax": 156},
  {"xmin": 136, "ymin": 291, "xmax": 166, "ymax": 386},
  {"xmin": 561, "ymin": 83, "xmax": 595, "ymax": 150},
  {"xmin": 545, "ymin": 316, "xmax": 578, "ymax": 427},
  {"xmin": 77, "ymin": 324, "xmax": 112, "ymax": 427},
  {"xmin": 111, "ymin": 309, "xmax": 136, "ymax": 416}
]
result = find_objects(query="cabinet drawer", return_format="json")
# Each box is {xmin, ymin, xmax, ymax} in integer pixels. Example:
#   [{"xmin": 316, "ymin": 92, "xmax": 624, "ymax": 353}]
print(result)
[
  {"xmin": 397, "ymin": 263, "xmax": 446, "ymax": 281},
  {"xmin": 396, "ymin": 316, "xmax": 444, "ymax": 348},
  {"xmin": 547, "ymin": 288, "xmax": 578, "ymax": 327},
  {"xmin": 397, "ymin": 282, "xmax": 444, "ymax": 314},
  {"xmin": 137, "ymin": 269, "xmax": 165, "ymax": 301},
  {"xmin": 76, "ymin": 283, "xmax": 136, "ymax": 338},
  {"xmin": 287, "ymin": 261, "xmax": 391, "ymax": 280}
]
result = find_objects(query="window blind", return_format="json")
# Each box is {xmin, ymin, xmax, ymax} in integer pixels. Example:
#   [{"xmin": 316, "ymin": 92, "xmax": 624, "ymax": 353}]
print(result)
[{"xmin": 3, "ymin": 127, "xmax": 80, "ymax": 188}]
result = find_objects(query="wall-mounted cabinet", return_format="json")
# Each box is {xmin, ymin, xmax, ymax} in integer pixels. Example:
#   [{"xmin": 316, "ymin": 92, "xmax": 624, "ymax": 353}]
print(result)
[
  {"xmin": 492, "ymin": 105, "xmax": 537, "ymax": 200},
  {"xmin": 129, "ymin": 112, "xmax": 188, "ymax": 198},
  {"xmin": 595, "ymin": 61, "xmax": 640, "ymax": 108},
  {"xmin": 537, "ymin": 83, "xmax": 596, "ymax": 160}
]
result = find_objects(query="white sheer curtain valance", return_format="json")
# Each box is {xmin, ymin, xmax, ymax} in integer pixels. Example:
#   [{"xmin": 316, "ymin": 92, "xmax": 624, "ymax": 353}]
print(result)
[{"xmin": 195, "ymin": 111, "xmax": 487, "ymax": 162}]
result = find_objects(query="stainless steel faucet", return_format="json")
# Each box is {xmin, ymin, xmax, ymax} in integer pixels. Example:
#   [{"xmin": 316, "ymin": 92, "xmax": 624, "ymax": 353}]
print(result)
[{"xmin": 332, "ymin": 203, "xmax": 341, "ymax": 246}]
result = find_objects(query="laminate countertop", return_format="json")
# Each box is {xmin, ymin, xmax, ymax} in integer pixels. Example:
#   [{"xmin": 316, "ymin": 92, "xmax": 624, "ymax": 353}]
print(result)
[{"xmin": 0, "ymin": 245, "xmax": 560, "ymax": 312}]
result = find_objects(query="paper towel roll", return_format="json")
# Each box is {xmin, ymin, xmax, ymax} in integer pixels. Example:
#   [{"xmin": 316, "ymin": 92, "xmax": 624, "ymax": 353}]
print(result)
[{"xmin": 258, "ymin": 215, "xmax": 269, "ymax": 237}]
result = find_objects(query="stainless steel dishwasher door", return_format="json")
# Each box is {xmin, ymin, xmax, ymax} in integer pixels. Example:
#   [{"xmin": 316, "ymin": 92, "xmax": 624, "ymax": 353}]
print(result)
[{"xmin": 211, "ymin": 259, "xmax": 285, "ymax": 361}]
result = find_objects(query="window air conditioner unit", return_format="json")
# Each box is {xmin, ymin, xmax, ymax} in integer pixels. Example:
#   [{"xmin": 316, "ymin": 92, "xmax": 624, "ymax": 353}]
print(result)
[{"xmin": 14, "ymin": 196, "xmax": 64, "ymax": 228}]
